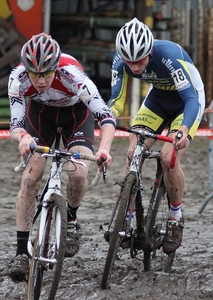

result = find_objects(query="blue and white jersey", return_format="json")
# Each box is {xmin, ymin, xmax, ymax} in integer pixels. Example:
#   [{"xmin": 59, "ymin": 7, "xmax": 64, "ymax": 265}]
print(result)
[{"xmin": 108, "ymin": 40, "xmax": 205, "ymax": 130}]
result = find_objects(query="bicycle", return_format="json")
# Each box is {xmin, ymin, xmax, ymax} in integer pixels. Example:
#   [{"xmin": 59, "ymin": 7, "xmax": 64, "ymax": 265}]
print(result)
[
  {"xmin": 101, "ymin": 125, "xmax": 182, "ymax": 290},
  {"xmin": 15, "ymin": 127, "xmax": 99, "ymax": 300}
]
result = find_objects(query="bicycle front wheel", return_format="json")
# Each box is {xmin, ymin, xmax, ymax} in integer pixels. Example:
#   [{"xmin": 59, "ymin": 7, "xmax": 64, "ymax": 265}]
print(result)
[
  {"xmin": 27, "ymin": 193, "xmax": 67, "ymax": 300},
  {"xmin": 101, "ymin": 173, "xmax": 136, "ymax": 290}
]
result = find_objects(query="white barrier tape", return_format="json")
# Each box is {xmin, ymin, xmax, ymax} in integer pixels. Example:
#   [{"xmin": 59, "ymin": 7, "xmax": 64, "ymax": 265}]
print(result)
[{"xmin": 1, "ymin": 128, "xmax": 213, "ymax": 139}]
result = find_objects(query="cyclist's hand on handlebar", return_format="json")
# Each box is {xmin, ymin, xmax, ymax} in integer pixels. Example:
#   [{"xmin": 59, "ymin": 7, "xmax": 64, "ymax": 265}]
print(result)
[
  {"xmin": 18, "ymin": 133, "xmax": 37, "ymax": 158},
  {"xmin": 173, "ymin": 127, "xmax": 189, "ymax": 150},
  {"xmin": 95, "ymin": 149, "xmax": 112, "ymax": 170}
]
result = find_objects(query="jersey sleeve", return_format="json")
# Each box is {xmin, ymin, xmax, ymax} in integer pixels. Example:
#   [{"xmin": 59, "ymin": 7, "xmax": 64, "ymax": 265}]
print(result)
[
  {"xmin": 76, "ymin": 74, "xmax": 116, "ymax": 128},
  {"xmin": 162, "ymin": 46, "xmax": 204, "ymax": 129},
  {"xmin": 8, "ymin": 72, "xmax": 27, "ymax": 135},
  {"xmin": 108, "ymin": 53, "xmax": 129, "ymax": 118}
]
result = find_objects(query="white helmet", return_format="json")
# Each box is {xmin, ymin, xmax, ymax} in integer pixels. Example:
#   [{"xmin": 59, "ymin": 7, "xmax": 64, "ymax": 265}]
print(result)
[{"xmin": 115, "ymin": 18, "xmax": 154, "ymax": 62}]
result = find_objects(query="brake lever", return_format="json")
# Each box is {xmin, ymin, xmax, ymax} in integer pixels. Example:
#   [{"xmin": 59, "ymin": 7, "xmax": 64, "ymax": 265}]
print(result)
[
  {"xmin": 69, "ymin": 157, "xmax": 87, "ymax": 168},
  {"xmin": 174, "ymin": 130, "xmax": 183, "ymax": 156},
  {"xmin": 22, "ymin": 153, "xmax": 32, "ymax": 169},
  {"xmin": 102, "ymin": 165, "xmax": 107, "ymax": 184},
  {"xmin": 97, "ymin": 155, "xmax": 107, "ymax": 184}
]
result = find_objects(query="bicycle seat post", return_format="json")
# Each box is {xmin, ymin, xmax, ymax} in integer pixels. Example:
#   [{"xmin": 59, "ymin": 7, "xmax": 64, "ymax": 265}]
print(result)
[{"xmin": 55, "ymin": 127, "xmax": 62, "ymax": 150}]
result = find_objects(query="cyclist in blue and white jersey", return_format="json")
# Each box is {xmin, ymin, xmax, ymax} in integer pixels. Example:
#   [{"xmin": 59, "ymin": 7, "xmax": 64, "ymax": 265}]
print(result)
[{"xmin": 108, "ymin": 18, "xmax": 205, "ymax": 254}]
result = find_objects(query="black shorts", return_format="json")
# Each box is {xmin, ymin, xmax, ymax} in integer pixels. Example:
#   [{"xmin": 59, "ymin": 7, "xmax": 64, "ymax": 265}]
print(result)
[
  {"xmin": 26, "ymin": 100, "xmax": 94, "ymax": 152},
  {"xmin": 132, "ymin": 88, "xmax": 185, "ymax": 133}
]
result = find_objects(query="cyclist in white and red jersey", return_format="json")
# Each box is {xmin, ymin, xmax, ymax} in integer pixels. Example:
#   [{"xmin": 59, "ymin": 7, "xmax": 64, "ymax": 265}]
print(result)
[
  {"xmin": 8, "ymin": 32, "xmax": 116, "ymax": 281},
  {"xmin": 108, "ymin": 18, "xmax": 205, "ymax": 254}
]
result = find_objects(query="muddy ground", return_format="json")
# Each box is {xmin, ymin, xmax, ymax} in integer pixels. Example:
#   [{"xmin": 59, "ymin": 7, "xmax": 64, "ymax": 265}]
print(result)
[{"xmin": 0, "ymin": 135, "xmax": 213, "ymax": 300}]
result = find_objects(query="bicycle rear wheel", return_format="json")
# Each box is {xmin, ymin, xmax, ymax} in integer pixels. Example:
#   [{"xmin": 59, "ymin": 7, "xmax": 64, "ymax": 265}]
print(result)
[
  {"xmin": 144, "ymin": 183, "xmax": 175, "ymax": 272},
  {"xmin": 27, "ymin": 193, "xmax": 67, "ymax": 300},
  {"xmin": 101, "ymin": 173, "xmax": 136, "ymax": 290},
  {"xmin": 144, "ymin": 184, "xmax": 165, "ymax": 271}
]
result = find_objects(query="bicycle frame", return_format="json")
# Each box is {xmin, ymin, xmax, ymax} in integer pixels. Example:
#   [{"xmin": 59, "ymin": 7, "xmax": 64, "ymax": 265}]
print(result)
[
  {"xmin": 101, "ymin": 126, "xmax": 181, "ymax": 289},
  {"xmin": 121, "ymin": 139, "xmax": 145, "ymax": 238},
  {"xmin": 27, "ymin": 127, "xmax": 93, "ymax": 300},
  {"xmin": 118, "ymin": 135, "xmax": 166, "ymax": 249},
  {"xmin": 27, "ymin": 128, "xmax": 87, "ymax": 259},
  {"xmin": 105, "ymin": 145, "xmax": 164, "ymax": 241},
  {"xmin": 29, "ymin": 153, "xmax": 63, "ymax": 264},
  {"xmin": 27, "ymin": 129, "xmax": 63, "ymax": 259}
]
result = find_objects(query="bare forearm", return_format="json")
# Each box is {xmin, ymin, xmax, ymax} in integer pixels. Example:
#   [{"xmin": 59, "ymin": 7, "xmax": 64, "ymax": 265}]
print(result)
[
  {"xmin": 95, "ymin": 124, "xmax": 115, "ymax": 168},
  {"xmin": 99, "ymin": 125, "xmax": 115, "ymax": 152}
]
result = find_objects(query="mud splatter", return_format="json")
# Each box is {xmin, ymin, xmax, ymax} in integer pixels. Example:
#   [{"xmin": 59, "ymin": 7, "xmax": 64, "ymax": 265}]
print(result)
[{"xmin": 0, "ymin": 137, "xmax": 212, "ymax": 299}]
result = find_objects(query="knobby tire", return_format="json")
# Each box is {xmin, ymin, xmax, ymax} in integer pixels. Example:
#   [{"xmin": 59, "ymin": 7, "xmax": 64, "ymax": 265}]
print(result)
[
  {"xmin": 101, "ymin": 173, "xmax": 136, "ymax": 289},
  {"xmin": 27, "ymin": 193, "xmax": 67, "ymax": 300},
  {"xmin": 144, "ymin": 184, "xmax": 165, "ymax": 271}
]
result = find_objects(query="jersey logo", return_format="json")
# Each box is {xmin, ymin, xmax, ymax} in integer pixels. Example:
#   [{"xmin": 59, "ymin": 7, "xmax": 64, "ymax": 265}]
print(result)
[
  {"xmin": 10, "ymin": 97, "xmax": 23, "ymax": 106},
  {"xmin": 141, "ymin": 71, "xmax": 157, "ymax": 79},
  {"xmin": 74, "ymin": 131, "xmax": 84, "ymax": 137},
  {"xmin": 111, "ymin": 70, "xmax": 118, "ymax": 86},
  {"xmin": 161, "ymin": 58, "xmax": 175, "ymax": 73}
]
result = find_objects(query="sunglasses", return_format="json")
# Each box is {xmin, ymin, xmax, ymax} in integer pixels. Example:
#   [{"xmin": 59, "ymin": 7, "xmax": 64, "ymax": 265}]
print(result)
[{"xmin": 28, "ymin": 70, "xmax": 55, "ymax": 79}]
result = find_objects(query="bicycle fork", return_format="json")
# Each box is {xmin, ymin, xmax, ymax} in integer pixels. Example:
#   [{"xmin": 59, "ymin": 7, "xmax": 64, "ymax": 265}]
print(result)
[
  {"xmin": 118, "ymin": 144, "xmax": 145, "ymax": 244},
  {"xmin": 28, "ymin": 157, "xmax": 63, "ymax": 263}
]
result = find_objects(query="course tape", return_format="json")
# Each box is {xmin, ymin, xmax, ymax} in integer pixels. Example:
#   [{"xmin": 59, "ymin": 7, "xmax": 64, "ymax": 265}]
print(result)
[
  {"xmin": 1, "ymin": 128, "xmax": 213, "ymax": 139},
  {"xmin": 95, "ymin": 128, "xmax": 213, "ymax": 138}
]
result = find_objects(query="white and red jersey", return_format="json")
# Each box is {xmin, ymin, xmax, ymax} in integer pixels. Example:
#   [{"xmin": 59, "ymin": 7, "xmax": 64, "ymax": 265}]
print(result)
[{"xmin": 8, "ymin": 53, "xmax": 116, "ymax": 133}]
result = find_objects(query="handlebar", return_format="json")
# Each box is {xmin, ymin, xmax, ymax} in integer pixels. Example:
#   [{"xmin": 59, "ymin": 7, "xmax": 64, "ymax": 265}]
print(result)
[
  {"xmin": 33, "ymin": 145, "xmax": 108, "ymax": 185},
  {"xmin": 14, "ymin": 143, "xmax": 107, "ymax": 186},
  {"xmin": 91, "ymin": 155, "xmax": 107, "ymax": 186},
  {"xmin": 116, "ymin": 125, "xmax": 173, "ymax": 142},
  {"xmin": 31, "ymin": 144, "xmax": 97, "ymax": 161},
  {"xmin": 170, "ymin": 131, "xmax": 183, "ymax": 169},
  {"xmin": 33, "ymin": 144, "xmax": 107, "ymax": 186},
  {"xmin": 116, "ymin": 125, "xmax": 182, "ymax": 169}
]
